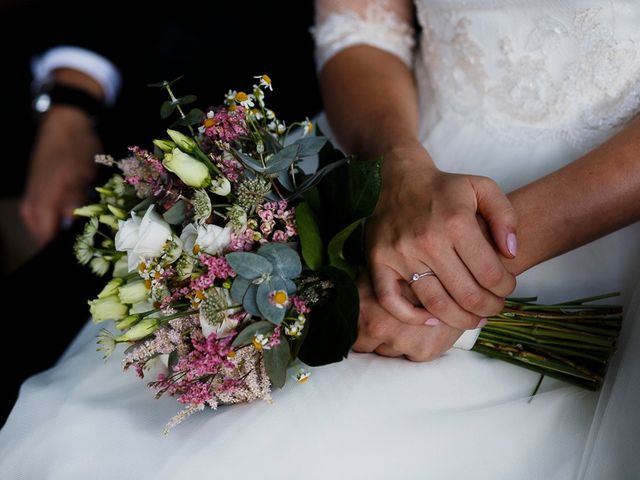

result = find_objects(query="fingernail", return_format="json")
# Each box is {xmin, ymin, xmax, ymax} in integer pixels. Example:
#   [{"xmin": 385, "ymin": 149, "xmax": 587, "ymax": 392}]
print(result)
[
  {"xmin": 507, "ymin": 232, "xmax": 518, "ymax": 257},
  {"xmin": 425, "ymin": 318, "xmax": 440, "ymax": 326},
  {"xmin": 477, "ymin": 318, "xmax": 488, "ymax": 328}
]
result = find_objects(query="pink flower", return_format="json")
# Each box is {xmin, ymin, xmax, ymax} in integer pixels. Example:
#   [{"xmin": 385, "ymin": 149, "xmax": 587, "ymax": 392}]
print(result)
[{"xmin": 272, "ymin": 230, "xmax": 286, "ymax": 242}]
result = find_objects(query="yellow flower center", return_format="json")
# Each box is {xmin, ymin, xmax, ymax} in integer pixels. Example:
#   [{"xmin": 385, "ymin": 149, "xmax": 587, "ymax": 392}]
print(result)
[
  {"xmin": 252, "ymin": 338, "xmax": 263, "ymax": 350},
  {"xmin": 227, "ymin": 350, "xmax": 237, "ymax": 359},
  {"xmin": 273, "ymin": 290, "xmax": 288, "ymax": 306},
  {"xmin": 228, "ymin": 105, "xmax": 237, "ymax": 112},
  {"xmin": 203, "ymin": 118, "xmax": 216, "ymax": 128},
  {"xmin": 193, "ymin": 244, "xmax": 201, "ymax": 255},
  {"xmin": 235, "ymin": 91, "xmax": 248, "ymax": 102},
  {"xmin": 144, "ymin": 279, "xmax": 152, "ymax": 289},
  {"xmin": 195, "ymin": 290, "xmax": 205, "ymax": 301},
  {"xmin": 261, "ymin": 74, "xmax": 271, "ymax": 85},
  {"xmin": 138, "ymin": 262, "xmax": 147, "ymax": 272}
]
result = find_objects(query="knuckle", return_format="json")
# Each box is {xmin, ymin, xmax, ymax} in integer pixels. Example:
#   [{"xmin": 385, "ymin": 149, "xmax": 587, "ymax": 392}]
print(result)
[
  {"xmin": 459, "ymin": 289, "xmax": 486, "ymax": 313},
  {"xmin": 366, "ymin": 318, "xmax": 390, "ymax": 340},
  {"xmin": 481, "ymin": 264, "xmax": 505, "ymax": 289},
  {"xmin": 443, "ymin": 211, "xmax": 468, "ymax": 237},
  {"xmin": 406, "ymin": 348, "xmax": 439, "ymax": 362}
]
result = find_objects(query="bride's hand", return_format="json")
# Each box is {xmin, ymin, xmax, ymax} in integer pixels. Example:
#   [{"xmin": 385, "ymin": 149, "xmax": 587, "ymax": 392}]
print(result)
[
  {"xmin": 354, "ymin": 271, "xmax": 462, "ymax": 361},
  {"xmin": 366, "ymin": 144, "xmax": 517, "ymax": 330}
]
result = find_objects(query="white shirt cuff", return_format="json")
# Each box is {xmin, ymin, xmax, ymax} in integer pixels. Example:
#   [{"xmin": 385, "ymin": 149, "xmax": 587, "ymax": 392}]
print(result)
[
  {"xmin": 452, "ymin": 328, "xmax": 482, "ymax": 351},
  {"xmin": 32, "ymin": 46, "xmax": 122, "ymax": 106}
]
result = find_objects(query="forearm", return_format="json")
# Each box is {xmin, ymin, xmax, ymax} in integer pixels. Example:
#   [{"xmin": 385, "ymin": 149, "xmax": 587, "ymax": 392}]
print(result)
[
  {"xmin": 319, "ymin": 46, "xmax": 424, "ymax": 161},
  {"xmin": 503, "ymin": 116, "xmax": 640, "ymax": 275}
]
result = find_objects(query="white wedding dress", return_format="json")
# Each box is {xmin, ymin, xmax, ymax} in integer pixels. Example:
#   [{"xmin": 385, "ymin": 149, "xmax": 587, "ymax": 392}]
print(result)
[{"xmin": 2, "ymin": 1, "xmax": 639, "ymax": 478}]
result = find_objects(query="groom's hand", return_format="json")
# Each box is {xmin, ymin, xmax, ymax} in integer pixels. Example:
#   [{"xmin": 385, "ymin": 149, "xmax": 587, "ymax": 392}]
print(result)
[{"xmin": 354, "ymin": 272, "xmax": 462, "ymax": 361}]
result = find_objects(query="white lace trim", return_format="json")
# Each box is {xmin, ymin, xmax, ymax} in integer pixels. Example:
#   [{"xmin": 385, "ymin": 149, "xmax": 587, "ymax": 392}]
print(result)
[{"xmin": 312, "ymin": 2, "xmax": 416, "ymax": 71}]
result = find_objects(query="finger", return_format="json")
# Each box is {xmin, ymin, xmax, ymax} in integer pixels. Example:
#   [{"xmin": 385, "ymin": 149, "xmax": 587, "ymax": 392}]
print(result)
[
  {"xmin": 370, "ymin": 263, "xmax": 433, "ymax": 325},
  {"xmin": 449, "ymin": 215, "xmax": 516, "ymax": 297},
  {"xmin": 20, "ymin": 200, "xmax": 58, "ymax": 247},
  {"xmin": 410, "ymin": 272, "xmax": 487, "ymax": 330},
  {"xmin": 419, "ymin": 243, "xmax": 505, "ymax": 318},
  {"xmin": 473, "ymin": 177, "xmax": 518, "ymax": 259},
  {"xmin": 374, "ymin": 344, "xmax": 404, "ymax": 357},
  {"xmin": 385, "ymin": 322, "xmax": 462, "ymax": 362}
]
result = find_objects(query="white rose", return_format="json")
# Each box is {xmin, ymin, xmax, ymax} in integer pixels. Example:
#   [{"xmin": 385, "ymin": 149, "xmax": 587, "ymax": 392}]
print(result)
[
  {"xmin": 133, "ymin": 205, "xmax": 173, "ymax": 259},
  {"xmin": 179, "ymin": 223, "xmax": 198, "ymax": 255},
  {"xmin": 196, "ymin": 223, "xmax": 232, "ymax": 255}
]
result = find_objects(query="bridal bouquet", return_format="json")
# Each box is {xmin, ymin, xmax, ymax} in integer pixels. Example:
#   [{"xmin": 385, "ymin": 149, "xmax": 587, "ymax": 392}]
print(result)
[
  {"xmin": 74, "ymin": 75, "xmax": 374, "ymax": 430},
  {"xmin": 75, "ymin": 75, "xmax": 621, "ymax": 431}
]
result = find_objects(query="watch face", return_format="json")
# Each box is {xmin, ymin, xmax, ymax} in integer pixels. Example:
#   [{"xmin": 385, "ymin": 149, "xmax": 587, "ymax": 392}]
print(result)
[{"xmin": 33, "ymin": 93, "xmax": 51, "ymax": 113}]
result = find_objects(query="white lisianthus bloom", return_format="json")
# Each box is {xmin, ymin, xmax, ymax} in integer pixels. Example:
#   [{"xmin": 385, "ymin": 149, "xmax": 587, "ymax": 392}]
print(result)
[
  {"xmin": 115, "ymin": 206, "xmax": 173, "ymax": 271},
  {"xmin": 179, "ymin": 223, "xmax": 198, "ymax": 255},
  {"xmin": 129, "ymin": 301, "xmax": 156, "ymax": 315},
  {"xmin": 163, "ymin": 148, "xmax": 211, "ymax": 188},
  {"xmin": 97, "ymin": 277, "xmax": 124, "ymax": 299},
  {"xmin": 195, "ymin": 223, "xmax": 232, "ymax": 255}
]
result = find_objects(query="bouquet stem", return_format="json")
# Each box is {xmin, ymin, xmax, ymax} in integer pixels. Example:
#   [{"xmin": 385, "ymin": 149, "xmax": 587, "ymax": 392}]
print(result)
[{"xmin": 473, "ymin": 294, "xmax": 622, "ymax": 390}]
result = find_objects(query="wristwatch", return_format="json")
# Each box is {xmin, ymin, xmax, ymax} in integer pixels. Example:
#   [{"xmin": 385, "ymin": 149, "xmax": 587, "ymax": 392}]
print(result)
[{"xmin": 32, "ymin": 83, "xmax": 107, "ymax": 125}]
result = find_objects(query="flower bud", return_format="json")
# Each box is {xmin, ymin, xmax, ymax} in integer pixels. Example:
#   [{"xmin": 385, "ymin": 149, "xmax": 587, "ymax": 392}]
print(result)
[
  {"xmin": 153, "ymin": 139, "xmax": 177, "ymax": 153},
  {"xmin": 112, "ymin": 256, "xmax": 129, "ymax": 278},
  {"xmin": 89, "ymin": 295, "xmax": 128, "ymax": 323},
  {"xmin": 211, "ymin": 176, "xmax": 231, "ymax": 196},
  {"xmin": 107, "ymin": 204, "xmax": 128, "ymax": 220},
  {"xmin": 116, "ymin": 318, "xmax": 160, "ymax": 341},
  {"xmin": 118, "ymin": 280, "xmax": 150, "ymax": 304},
  {"xmin": 74, "ymin": 204, "xmax": 105, "ymax": 218},
  {"xmin": 167, "ymin": 129, "xmax": 198, "ymax": 153},
  {"xmin": 98, "ymin": 277, "xmax": 124, "ymax": 299},
  {"xmin": 163, "ymin": 148, "xmax": 211, "ymax": 188},
  {"xmin": 115, "ymin": 314, "xmax": 141, "ymax": 330},
  {"xmin": 99, "ymin": 214, "xmax": 120, "ymax": 230}
]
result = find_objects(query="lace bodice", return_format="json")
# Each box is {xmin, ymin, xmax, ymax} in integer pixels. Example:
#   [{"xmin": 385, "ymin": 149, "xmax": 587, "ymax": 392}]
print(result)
[{"xmin": 313, "ymin": 0, "xmax": 640, "ymax": 149}]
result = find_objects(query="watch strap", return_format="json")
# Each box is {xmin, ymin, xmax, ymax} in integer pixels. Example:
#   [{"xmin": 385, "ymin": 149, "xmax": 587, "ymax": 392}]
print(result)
[{"xmin": 44, "ymin": 84, "xmax": 107, "ymax": 121}]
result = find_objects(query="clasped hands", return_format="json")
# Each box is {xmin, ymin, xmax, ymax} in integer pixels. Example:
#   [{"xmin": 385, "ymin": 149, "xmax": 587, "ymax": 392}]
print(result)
[{"xmin": 355, "ymin": 145, "xmax": 518, "ymax": 361}]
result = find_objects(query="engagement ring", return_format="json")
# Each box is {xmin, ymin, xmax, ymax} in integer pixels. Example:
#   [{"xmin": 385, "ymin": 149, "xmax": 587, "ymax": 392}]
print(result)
[{"xmin": 408, "ymin": 271, "xmax": 436, "ymax": 285}]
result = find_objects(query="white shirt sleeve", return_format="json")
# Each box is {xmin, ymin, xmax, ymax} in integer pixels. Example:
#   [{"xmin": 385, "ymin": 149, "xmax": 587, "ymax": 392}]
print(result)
[{"xmin": 31, "ymin": 46, "xmax": 122, "ymax": 106}]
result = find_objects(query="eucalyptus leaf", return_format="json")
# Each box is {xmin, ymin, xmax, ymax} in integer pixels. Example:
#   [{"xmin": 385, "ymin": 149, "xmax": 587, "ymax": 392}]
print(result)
[
  {"xmin": 295, "ymin": 202, "xmax": 323, "ymax": 271},
  {"xmin": 263, "ymin": 340, "xmax": 291, "ymax": 388},
  {"xmin": 168, "ymin": 351, "xmax": 179, "ymax": 373},
  {"xmin": 226, "ymin": 252, "xmax": 273, "ymax": 279},
  {"xmin": 294, "ymin": 136, "xmax": 327, "ymax": 157},
  {"xmin": 172, "ymin": 108, "xmax": 204, "ymax": 127},
  {"xmin": 234, "ymin": 149, "xmax": 269, "ymax": 173},
  {"xmin": 160, "ymin": 101, "xmax": 177, "ymax": 119},
  {"xmin": 132, "ymin": 197, "xmax": 154, "ymax": 214},
  {"xmin": 285, "ymin": 279, "xmax": 297, "ymax": 294},
  {"xmin": 177, "ymin": 94, "xmax": 197, "ymax": 106},
  {"xmin": 287, "ymin": 157, "xmax": 348, "ymax": 201},
  {"xmin": 147, "ymin": 76, "xmax": 184, "ymax": 88},
  {"xmin": 257, "ymin": 243, "xmax": 302, "ymax": 279},
  {"xmin": 230, "ymin": 276, "xmax": 252, "ymax": 304},
  {"xmin": 231, "ymin": 320, "xmax": 273, "ymax": 348},
  {"xmin": 264, "ymin": 144, "xmax": 299, "ymax": 174},
  {"xmin": 277, "ymin": 169, "xmax": 295, "ymax": 192},
  {"xmin": 298, "ymin": 266, "xmax": 358, "ymax": 366},
  {"xmin": 327, "ymin": 219, "xmax": 364, "ymax": 279},
  {"xmin": 242, "ymin": 284, "xmax": 260, "ymax": 317},
  {"xmin": 162, "ymin": 199, "xmax": 188, "ymax": 225},
  {"xmin": 260, "ymin": 130, "xmax": 283, "ymax": 154},
  {"xmin": 256, "ymin": 277, "xmax": 287, "ymax": 325}
]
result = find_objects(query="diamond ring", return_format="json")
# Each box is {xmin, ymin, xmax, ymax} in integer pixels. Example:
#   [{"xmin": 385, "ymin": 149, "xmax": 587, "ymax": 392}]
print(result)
[{"xmin": 408, "ymin": 271, "xmax": 437, "ymax": 285}]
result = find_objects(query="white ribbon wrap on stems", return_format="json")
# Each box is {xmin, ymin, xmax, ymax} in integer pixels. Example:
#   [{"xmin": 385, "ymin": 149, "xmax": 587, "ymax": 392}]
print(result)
[{"xmin": 452, "ymin": 328, "xmax": 481, "ymax": 350}]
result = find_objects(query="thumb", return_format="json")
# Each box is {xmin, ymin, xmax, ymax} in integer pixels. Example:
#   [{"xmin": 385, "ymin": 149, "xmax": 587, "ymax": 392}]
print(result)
[{"xmin": 474, "ymin": 178, "xmax": 518, "ymax": 258}]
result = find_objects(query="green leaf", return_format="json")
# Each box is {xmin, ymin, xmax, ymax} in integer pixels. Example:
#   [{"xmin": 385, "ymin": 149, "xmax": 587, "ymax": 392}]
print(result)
[
  {"xmin": 234, "ymin": 149, "xmax": 269, "ymax": 173},
  {"xmin": 131, "ymin": 197, "xmax": 154, "ymax": 214},
  {"xmin": 177, "ymin": 95, "xmax": 197, "ymax": 106},
  {"xmin": 264, "ymin": 144, "xmax": 299, "ymax": 174},
  {"xmin": 294, "ymin": 136, "xmax": 327, "ymax": 157},
  {"xmin": 348, "ymin": 157, "xmax": 382, "ymax": 218},
  {"xmin": 162, "ymin": 199, "xmax": 188, "ymax": 225},
  {"xmin": 160, "ymin": 100, "xmax": 177, "ymax": 119},
  {"xmin": 288, "ymin": 157, "xmax": 348, "ymax": 201},
  {"xmin": 256, "ymin": 277, "xmax": 287, "ymax": 325},
  {"xmin": 172, "ymin": 108, "xmax": 204, "ymax": 127},
  {"xmin": 147, "ymin": 76, "xmax": 184, "ymax": 88},
  {"xmin": 257, "ymin": 243, "xmax": 302, "ymax": 279},
  {"xmin": 263, "ymin": 339, "xmax": 291, "ymax": 388},
  {"xmin": 327, "ymin": 219, "xmax": 364, "ymax": 279},
  {"xmin": 242, "ymin": 284, "xmax": 260, "ymax": 317},
  {"xmin": 295, "ymin": 202, "xmax": 323, "ymax": 270},
  {"xmin": 231, "ymin": 320, "xmax": 272, "ymax": 348},
  {"xmin": 226, "ymin": 252, "xmax": 273, "ymax": 279},
  {"xmin": 298, "ymin": 266, "xmax": 359, "ymax": 366},
  {"xmin": 230, "ymin": 276, "xmax": 252, "ymax": 304}
]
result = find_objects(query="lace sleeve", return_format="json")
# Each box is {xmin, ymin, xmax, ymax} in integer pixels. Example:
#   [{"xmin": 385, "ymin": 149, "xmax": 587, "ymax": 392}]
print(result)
[{"xmin": 312, "ymin": 0, "xmax": 416, "ymax": 71}]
